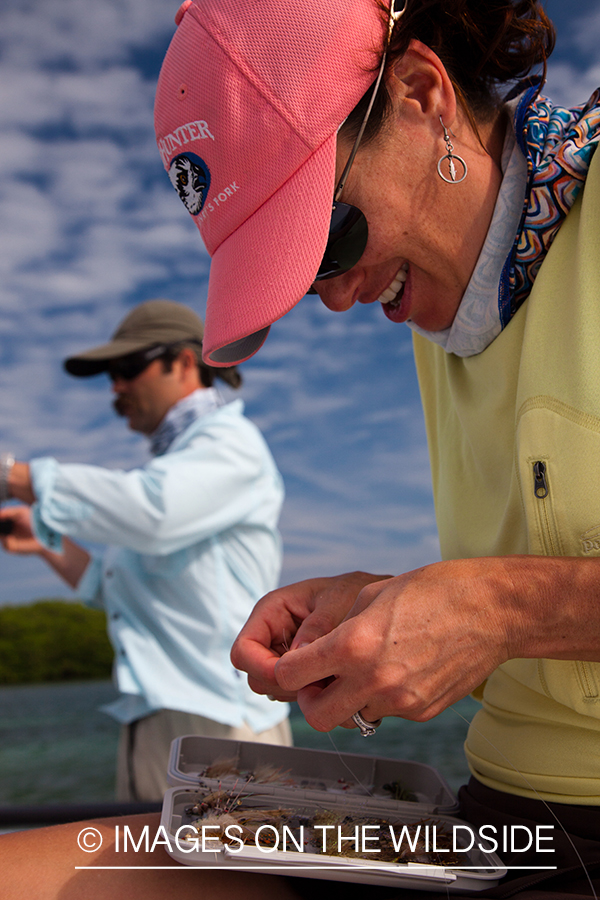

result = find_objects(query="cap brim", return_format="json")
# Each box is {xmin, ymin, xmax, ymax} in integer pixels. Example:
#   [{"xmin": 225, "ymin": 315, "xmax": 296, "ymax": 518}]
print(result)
[
  {"xmin": 202, "ymin": 132, "xmax": 337, "ymax": 366},
  {"xmin": 64, "ymin": 338, "xmax": 158, "ymax": 377}
]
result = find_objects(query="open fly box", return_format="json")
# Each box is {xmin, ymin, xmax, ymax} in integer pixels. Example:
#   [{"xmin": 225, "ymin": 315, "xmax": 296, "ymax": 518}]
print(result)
[{"xmin": 161, "ymin": 735, "xmax": 507, "ymax": 891}]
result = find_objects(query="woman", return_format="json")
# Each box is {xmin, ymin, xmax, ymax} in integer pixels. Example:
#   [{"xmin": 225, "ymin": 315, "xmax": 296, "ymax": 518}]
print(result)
[{"xmin": 3, "ymin": 0, "xmax": 600, "ymax": 897}]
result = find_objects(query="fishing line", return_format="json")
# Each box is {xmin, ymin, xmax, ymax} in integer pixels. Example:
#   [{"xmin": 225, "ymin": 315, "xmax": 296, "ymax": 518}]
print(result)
[
  {"xmin": 323, "ymin": 708, "xmax": 596, "ymax": 899},
  {"xmin": 449, "ymin": 704, "xmax": 598, "ymax": 900},
  {"xmin": 326, "ymin": 727, "xmax": 453, "ymax": 899},
  {"xmin": 326, "ymin": 730, "xmax": 375, "ymax": 797}
]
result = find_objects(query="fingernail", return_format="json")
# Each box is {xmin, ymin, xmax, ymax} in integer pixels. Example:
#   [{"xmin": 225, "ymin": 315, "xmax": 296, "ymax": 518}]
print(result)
[{"xmin": 290, "ymin": 640, "xmax": 310, "ymax": 651}]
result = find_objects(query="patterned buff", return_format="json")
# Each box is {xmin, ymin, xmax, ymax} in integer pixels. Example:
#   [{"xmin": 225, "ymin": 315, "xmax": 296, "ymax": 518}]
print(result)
[
  {"xmin": 500, "ymin": 83, "xmax": 600, "ymax": 326},
  {"xmin": 149, "ymin": 387, "xmax": 220, "ymax": 457}
]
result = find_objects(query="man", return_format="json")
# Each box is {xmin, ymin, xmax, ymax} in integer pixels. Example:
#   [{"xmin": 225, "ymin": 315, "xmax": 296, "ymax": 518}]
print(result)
[{"xmin": 0, "ymin": 299, "xmax": 290, "ymax": 801}]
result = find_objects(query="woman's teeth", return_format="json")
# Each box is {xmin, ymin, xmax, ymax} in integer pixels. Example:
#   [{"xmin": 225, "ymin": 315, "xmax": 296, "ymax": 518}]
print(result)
[{"xmin": 378, "ymin": 264, "xmax": 408, "ymax": 306}]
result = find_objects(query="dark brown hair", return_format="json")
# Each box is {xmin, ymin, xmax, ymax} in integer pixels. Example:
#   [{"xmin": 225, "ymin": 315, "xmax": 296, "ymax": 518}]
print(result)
[
  {"xmin": 161, "ymin": 342, "xmax": 242, "ymax": 389},
  {"xmin": 341, "ymin": 0, "xmax": 556, "ymax": 144}
]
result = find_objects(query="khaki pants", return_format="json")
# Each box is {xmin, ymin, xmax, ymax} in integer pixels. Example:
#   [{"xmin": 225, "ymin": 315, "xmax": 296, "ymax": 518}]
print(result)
[{"xmin": 116, "ymin": 709, "xmax": 292, "ymax": 801}]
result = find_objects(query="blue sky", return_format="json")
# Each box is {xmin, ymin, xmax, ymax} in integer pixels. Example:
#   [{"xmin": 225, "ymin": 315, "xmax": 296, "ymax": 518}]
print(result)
[{"xmin": 0, "ymin": 0, "xmax": 597, "ymax": 603}]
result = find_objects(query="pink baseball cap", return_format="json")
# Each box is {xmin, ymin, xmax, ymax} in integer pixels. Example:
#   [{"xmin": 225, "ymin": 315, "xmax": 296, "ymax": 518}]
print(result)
[{"xmin": 154, "ymin": 0, "xmax": 385, "ymax": 365}]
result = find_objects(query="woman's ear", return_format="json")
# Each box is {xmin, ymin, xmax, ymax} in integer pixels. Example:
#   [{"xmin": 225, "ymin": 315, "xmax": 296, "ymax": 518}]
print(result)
[{"xmin": 387, "ymin": 39, "xmax": 457, "ymax": 131}]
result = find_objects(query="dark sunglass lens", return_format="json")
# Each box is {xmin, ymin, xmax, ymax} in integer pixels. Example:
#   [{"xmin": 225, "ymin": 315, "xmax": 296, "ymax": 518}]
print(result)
[
  {"xmin": 314, "ymin": 202, "xmax": 368, "ymax": 281},
  {"xmin": 108, "ymin": 359, "xmax": 143, "ymax": 381},
  {"xmin": 108, "ymin": 345, "xmax": 169, "ymax": 381}
]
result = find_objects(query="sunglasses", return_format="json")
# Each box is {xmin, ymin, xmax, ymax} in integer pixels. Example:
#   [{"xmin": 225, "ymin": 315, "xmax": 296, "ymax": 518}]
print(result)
[
  {"xmin": 308, "ymin": 1, "xmax": 407, "ymax": 291},
  {"xmin": 107, "ymin": 344, "xmax": 172, "ymax": 382}
]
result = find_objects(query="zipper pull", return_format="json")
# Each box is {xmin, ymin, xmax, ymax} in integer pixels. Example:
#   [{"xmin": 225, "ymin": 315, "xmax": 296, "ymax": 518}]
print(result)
[{"xmin": 533, "ymin": 460, "xmax": 549, "ymax": 499}]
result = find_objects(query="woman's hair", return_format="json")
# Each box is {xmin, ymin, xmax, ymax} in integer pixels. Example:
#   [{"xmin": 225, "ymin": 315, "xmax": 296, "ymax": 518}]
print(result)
[{"xmin": 341, "ymin": 0, "xmax": 556, "ymax": 144}]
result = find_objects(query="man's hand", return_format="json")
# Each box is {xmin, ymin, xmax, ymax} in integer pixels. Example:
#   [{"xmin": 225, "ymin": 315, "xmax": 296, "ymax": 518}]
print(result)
[
  {"xmin": 231, "ymin": 571, "xmax": 392, "ymax": 701},
  {"xmin": 0, "ymin": 506, "xmax": 43, "ymax": 555},
  {"xmin": 0, "ymin": 505, "xmax": 91, "ymax": 588}
]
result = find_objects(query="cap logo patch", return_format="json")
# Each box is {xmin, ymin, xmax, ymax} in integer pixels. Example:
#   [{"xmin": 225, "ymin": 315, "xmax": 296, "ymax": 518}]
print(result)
[
  {"xmin": 157, "ymin": 119, "xmax": 214, "ymax": 168},
  {"xmin": 168, "ymin": 152, "xmax": 211, "ymax": 216}
]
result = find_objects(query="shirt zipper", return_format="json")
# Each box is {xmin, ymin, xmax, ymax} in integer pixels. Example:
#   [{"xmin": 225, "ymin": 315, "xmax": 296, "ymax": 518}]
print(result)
[
  {"xmin": 532, "ymin": 460, "xmax": 549, "ymax": 499},
  {"xmin": 532, "ymin": 460, "xmax": 598, "ymax": 700},
  {"xmin": 532, "ymin": 460, "xmax": 559, "ymax": 556}
]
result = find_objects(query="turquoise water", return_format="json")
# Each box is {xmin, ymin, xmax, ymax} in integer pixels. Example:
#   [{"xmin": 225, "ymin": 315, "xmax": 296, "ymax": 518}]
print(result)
[
  {"xmin": 0, "ymin": 681, "xmax": 480, "ymax": 805},
  {"xmin": 0, "ymin": 681, "xmax": 120, "ymax": 805}
]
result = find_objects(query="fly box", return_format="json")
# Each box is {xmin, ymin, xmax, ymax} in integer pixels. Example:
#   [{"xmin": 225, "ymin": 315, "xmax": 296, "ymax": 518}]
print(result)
[
  {"xmin": 167, "ymin": 734, "xmax": 458, "ymax": 813},
  {"xmin": 160, "ymin": 736, "xmax": 507, "ymax": 891}
]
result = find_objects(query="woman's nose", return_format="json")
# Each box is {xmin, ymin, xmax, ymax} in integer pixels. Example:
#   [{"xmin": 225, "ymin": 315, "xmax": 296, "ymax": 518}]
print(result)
[{"xmin": 312, "ymin": 270, "xmax": 362, "ymax": 312}]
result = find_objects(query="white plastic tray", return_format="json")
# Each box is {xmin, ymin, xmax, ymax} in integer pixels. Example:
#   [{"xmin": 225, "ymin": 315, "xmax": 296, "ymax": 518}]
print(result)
[{"xmin": 167, "ymin": 735, "xmax": 459, "ymax": 815}]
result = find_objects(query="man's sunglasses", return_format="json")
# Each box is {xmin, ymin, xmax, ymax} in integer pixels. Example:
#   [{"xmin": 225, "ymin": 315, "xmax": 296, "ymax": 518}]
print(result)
[
  {"xmin": 107, "ymin": 344, "xmax": 173, "ymax": 382},
  {"xmin": 308, "ymin": 0, "xmax": 407, "ymax": 291}
]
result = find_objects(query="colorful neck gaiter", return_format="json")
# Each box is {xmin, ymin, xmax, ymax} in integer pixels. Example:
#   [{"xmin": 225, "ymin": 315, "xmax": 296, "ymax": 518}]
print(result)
[
  {"xmin": 501, "ymin": 83, "xmax": 600, "ymax": 327},
  {"xmin": 408, "ymin": 83, "xmax": 600, "ymax": 357}
]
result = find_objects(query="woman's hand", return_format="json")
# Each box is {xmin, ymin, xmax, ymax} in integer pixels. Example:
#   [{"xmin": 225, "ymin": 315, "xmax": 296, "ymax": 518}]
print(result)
[
  {"xmin": 273, "ymin": 558, "xmax": 517, "ymax": 731},
  {"xmin": 231, "ymin": 571, "xmax": 392, "ymax": 701},
  {"xmin": 0, "ymin": 506, "xmax": 44, "ymax": 555},
  {"xmin": 235, "ymin": 554, "xmax": 600, "ymax": 733}
]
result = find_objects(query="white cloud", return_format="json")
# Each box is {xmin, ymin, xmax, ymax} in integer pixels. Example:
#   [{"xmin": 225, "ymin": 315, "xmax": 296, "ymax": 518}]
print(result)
[
  {"xmin": 0, "ymin": 0, "xmax": 174, "ymax": 69},
  {"xmin": 571, "ymin": 6, "xmax": 600, "ymax": 56},
  {"xmin": 544, "ymin": 2, "xmax": 600, "ymax": 107},
  {"xmin": 545, "ymin": 62, "xmax": 600, "ymax": 108}
]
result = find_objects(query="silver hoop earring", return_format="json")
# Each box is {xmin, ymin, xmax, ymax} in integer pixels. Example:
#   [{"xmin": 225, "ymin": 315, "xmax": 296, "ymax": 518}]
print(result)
[{"xmin": 437, "ymin": 117, "xmax": 467, "ymax": 184}]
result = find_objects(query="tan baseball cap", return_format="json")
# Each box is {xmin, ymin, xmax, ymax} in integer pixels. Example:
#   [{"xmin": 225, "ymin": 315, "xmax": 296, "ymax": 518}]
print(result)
[{"xmin": 64, "ymin": 300, "xmax": 205, "ymax": 377}]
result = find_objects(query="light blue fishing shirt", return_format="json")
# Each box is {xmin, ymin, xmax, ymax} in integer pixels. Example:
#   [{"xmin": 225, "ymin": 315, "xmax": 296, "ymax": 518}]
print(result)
[{"xmin": 29, "ymin": 395, "xmax": 288, "ymax": 730}]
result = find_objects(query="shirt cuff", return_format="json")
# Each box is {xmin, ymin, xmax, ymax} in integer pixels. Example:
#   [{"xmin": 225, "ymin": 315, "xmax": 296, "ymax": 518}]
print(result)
[{"xmin": 29, "ymin": 456, "xmax": 94, "ymax": 548}]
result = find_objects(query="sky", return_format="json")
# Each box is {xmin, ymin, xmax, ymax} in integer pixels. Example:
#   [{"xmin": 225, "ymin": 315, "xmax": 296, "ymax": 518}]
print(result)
[{"xmin": 0, "ymin": 0, "xmax": 597, "ymax": 604}]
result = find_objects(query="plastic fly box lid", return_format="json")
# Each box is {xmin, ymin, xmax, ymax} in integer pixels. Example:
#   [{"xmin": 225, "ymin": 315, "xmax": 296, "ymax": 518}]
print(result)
[
  {"xmin": 160, "ymin": 784, "xmax": 507, "ymax": 892},
  {"xmin": 167, "ymin": 734, "xmax": 459, "ymax": 816}
]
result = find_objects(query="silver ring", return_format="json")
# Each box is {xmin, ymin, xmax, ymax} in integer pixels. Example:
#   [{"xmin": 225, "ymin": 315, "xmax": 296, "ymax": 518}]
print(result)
[{"xmin": 352, "ymin": 711, "xmax": 381, "ymax": 737}]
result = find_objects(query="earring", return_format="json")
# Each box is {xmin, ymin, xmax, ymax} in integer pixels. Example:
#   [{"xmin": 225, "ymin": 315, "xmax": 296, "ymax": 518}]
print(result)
[{"xmin": 437, "ymin": 117, "xmax": 467, "ymax": 184}]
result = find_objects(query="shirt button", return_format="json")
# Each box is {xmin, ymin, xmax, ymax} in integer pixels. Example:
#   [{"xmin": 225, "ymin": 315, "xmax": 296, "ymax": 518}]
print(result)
[
  {"xmin": 111, "ymin": 613, "xmax": 120, "ymax": 621},
  {"xmin": 106, "ymin": 570, "xmax": 113, "ymax": 577}
]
